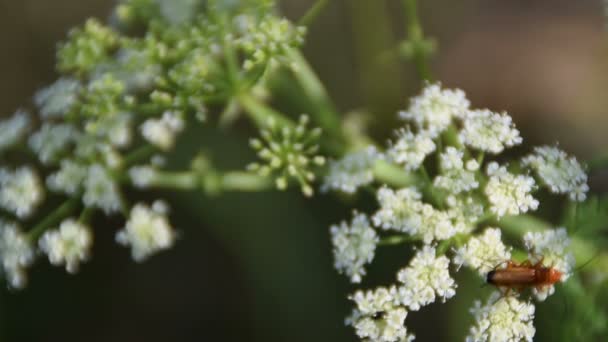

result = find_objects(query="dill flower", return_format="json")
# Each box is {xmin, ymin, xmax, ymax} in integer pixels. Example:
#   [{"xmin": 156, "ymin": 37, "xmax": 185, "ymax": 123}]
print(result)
[
  {"xmin": 522, "ymin": 145, "xmax": 588, "ymax": 202},
  {"xmin": 34, "ymin": 77, "xmax": 81, "ymax": 118},
  {"xmin": 47, "ymin": 159, "xmax": 88, "ymax": 195},
  {"xmin": 248, "ymin": 115, "xmax": 325, "ymax": 197},
  {"xmin": 0, "ymin": 167, "xmax": 44, "ymax": 219},
  {"xmin": 322, "ymin": 146, "xmax": 382, "ymax": 194},
  {"xmin": 388, "ymin": 129, "xmax": 435, "ymax": 171},
  {"xmin": 83, "ymin": 164, "xmax": 122, "ymax": 214},
  {"xmin": 459, "ymin": 109, "xmax": 522, "ymax": 154},
  {"xmin": 398, "ymin": 83, "xmax": 470, "ymax": 137},
  {"xmin": 466, "ymin": 292, "xmax": 535, "ymax": 342},
  {"xmin": 396, "ymin": 245, "xmax": 456, "ymax": 310},
  {"xmin": 453, "ymin": 228, "xmax": 512, "ymax": 276},
  {"xmin": 39, "ymin": 219, "xmax": 93, "ymax": 274},
  {"xmin": 484, "ymin": 162, "xmax": 539, "ymax": 218},
  {"xmin": 523, "ymin": 227, "xmax": 575, "ymax": 301},
  {"xmin": 331, "ymin": 212, "xmax": 378, "ymax": 283},
  {"xmin": 0, "ymin": 220, "xmax": 34, "ymax": 289},
  {"xmin": 29, "ymin": 123, "xmax": 77, "ymax": 165},
  {"xmin": 116, "ymin": 202, "xmax": 175, "ymax": 262},
  {"xmin": 0, "ymin": 110, "xmax": 30, "ymax": 153}
]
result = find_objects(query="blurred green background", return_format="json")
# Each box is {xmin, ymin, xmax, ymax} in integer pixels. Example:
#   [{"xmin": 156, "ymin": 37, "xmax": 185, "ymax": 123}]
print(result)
[{"xmin": 0, "ymin": 0, "xmax": 607, "ymax": 341}]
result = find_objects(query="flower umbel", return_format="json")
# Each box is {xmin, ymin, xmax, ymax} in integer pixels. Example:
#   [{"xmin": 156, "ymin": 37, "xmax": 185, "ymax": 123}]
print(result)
[
  {"xmin": 39, "ymin": 219, "xmax": 93, "ymax": 274},
  {"xmin": 331, "ymin": 212, "xmax": 378, "ymax": 283}
]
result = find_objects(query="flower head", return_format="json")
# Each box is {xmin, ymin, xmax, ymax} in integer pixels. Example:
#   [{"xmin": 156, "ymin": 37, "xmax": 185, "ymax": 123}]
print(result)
[
  {"xmin": 433, "ymin": 147, "xmax": 479, "ymax": 194},
  {"xmin": 34, "ymin": 78, "xmax": 81, "ymax": 118},
  {"xmin": 39, "ymin": 219, "xmax": 93, "ymax": 274},
  {"xmin": 331, "ymin": 212, "xmax": 378, "ymax": 283},
  {"xmin": 523, "ymin": 227, "xmax": 574, "ymax": 301},
  {"xmin": 29, "ymin": 123, "xmax": 77, "ymax": 165},
  {"xmin": 459, "ymin": 109, "xmax": 522, "ymax": 154},
  {"xmin": 466, "ymin": 292, "xmax": 535, "ymax": 342},
  {"xmin": 396, "ymin": 246, "xmax": 456, "ymax": 310},
  {"xmin": 388, "ymin": 129, "xmax": 435, "ymax": 171},
  {"xmin": 522, "ymin": 146, "xmax": 588, "ymax": 202},
  {"xmin": 484, "ymin": 162, "xmax": 538, "ymax": 218},
  {"xmin": 116, "ymin": 202, "xmax": 175, "ymax": 262},
  {"xmin": 248, "ymin": 115, "xmax": 325, "ymax": 196},
  {"xmin": 399, "ymin": 83, "xmax": 470, "ymax": 137},
  {"xmin": 0, "ymin": 167, "xmax": 44, "ymax": 218},
  {"xmin": 322, "ymin": 146, "xmax": 382, "ymax": 194},
  {"xmin": 0, "ymin": 110, "xmax": 30, "ymax": 153},
  {"xmin": 453, "ymin": 228, "xmax": 512, "ymax": 276},
  {"xmin": 47, "ymin": 159, "xmax": 88, "ymax": 195},
  {"xmin": 0, "ymin": 220, "xmax": 34, "ymax": 289},
  {"xmin": 83, "ymin": 164, "xmax": 122, "ymax": 214},
  {"xmin": 140, "ymin": 111, "xmax": 185, "ymax": 150}
]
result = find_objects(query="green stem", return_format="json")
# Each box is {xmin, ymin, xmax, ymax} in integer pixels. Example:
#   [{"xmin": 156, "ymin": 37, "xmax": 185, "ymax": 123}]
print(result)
[
  {"xmin": 372, "ymin": 160, "xmax": 418, "ymax": 188},
  {"xmin": 380, "ymin": 234, "xmax": 413, "ymax": 246},
  {"xmin": 298, "ymin": 0, "xmax": 329, "ymax": 27},
  {"xmin": 286, "ymin": 49, "xmax": 345, "ymax": 154},
  {"xmin": 238, "ymin": 93, "xmax": 294, "ymax": 129},
  {"xmin": 123, "ymin": 145, "xmax": 157, "ymax": 167},
  {"xmin": 221, "ymin": 171, "xmax": 273, "ymax": 192},
  {"xmin": 27, "ymin": 198, "xmax": 80, "ymax": 241},
  {"xmin": 402, "ymin": 0, "xmax": 432, "ymax": 81}
]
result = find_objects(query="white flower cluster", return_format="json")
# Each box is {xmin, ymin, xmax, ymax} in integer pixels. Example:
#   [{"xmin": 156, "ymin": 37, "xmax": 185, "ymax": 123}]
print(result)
[
  {"xmin": 0, "ymin": 110, "xmax": 30, "ymax": 153},
  {"xmin": 0, "ymin": 167, "xmax": 44, "ymax": 218},
  {"xmin": 434, "ymin": 147, "xmax": 479, "ymax": 194},
  {"xmin": 372, "ymin": 187, "xmax": 463, "ymax": 244},
  {"xmin": 83, "ymin": 164, "xmax": 123, "ymax": 214},
  {"xmin": 34, "ymin": 78, "xmax": 81, "ymax": 118},
  {"xmin": 116, "ymin": 202, "xmax": 175, "ymax": 262},
  {"xmin": 39, "ymin": 219, "xmax": 93, "ymax": 273},
  {"xmin": 141, "ymin": 111, "xmax": 185, "ymax": 150},
  {"xmin": 396, "ymin": 246, "xmax": 456, "ymax": 310},
  {"xmin": 388, "ymin": 129, "xmax": 435, "ymax": 171},
  {"xmin": 453, "ymin": 228, "xmax": 511, "ymax": 275},
  {"xmin": 0, "ymin": 220, "xmax": 34, "ymax": 288},
  {"xmin": 484, "ymin": 162, "xmax": 538, "ymax": 218},
  {"xmin": 47, "ymin": 159, "xmax": 88, "ymax": 195},
  {"xmin": 398, "ymin": 83, "xmax": 469, "ymax": 137},
  {"xmin": 322, "ymin": 146, "xmax": 382, "ymax": 194},
  {"xmin": 459, "ymin": 109, "xmax": 522, "ymax": 154},
  {"xmin": 29, "ymin": 123, "xmax": 77, "ymax": 165},
  {"xmin": 331, "ymin": 212, "xmax": 378, "ymax": 283},
  {"xmin": 523, "ymin": 227, "xmax": 574, "ymax": 300},
  {"xmin": 349, "ymin": 287, "xmax": 414, "ymax": 342},
  {"xmin": 522, "ymin": 145, "xmax": 588, "ymax": 201},
  {"xmin": 466, "ymin": 292, "xmax": 536, "ymax": 342}
]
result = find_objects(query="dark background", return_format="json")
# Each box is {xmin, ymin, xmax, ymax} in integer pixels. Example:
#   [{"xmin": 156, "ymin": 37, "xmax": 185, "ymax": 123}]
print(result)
[{"xmin": 0, "ymin": 0, "xmax": 607, "ymax": 341}]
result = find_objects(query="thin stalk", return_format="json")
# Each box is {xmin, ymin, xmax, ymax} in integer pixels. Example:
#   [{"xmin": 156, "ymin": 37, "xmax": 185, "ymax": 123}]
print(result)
[
  {"xmin": 402, "ymin": 0, "xmax": 432, "ymax": 81},
  {"xmin": 238, "ymin": 92, "xmax": 295, "ymax": 129},
  {"xmin": 123, "ymin": 145, "xmax": 157, "ymax": 167},
  {"xmin": 298, "ymin": 0, "xmax": 330, "ymax": 27},
  {"xmin": 372, "ymin": 160, "xmax": 419, "ymax": 188},
  {"xmin": 27, "ymin": 198, "xmax": 79, "ymax": 241}
]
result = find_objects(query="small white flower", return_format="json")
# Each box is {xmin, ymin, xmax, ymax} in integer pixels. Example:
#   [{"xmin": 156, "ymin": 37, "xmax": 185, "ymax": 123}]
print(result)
[
  {"xmin": 87, "ymin": 113, "xmax": 133, "ymax": 148},
  {"xmin": 331, "ymin": 213, "xmax": 378, "ymax": 283},
  {"xmin": 322, "ymin": 146, "xmax": 382, "ymax": 194},
  {"xmin": 434, "ymin": 147, "xmax": 479, "ymax": 194},
  {"xmin": 39, "ymin": 219, "xmax": 92, "ymax": 274},
  {"xmin": 453, "ymin": 228, "xmax": 512, "ymax": 276},
  {"xmin": 34, "ymin": 78, "xmax": 81, "ymax": 118},
  {"xmin": 523, "ymin": 227, "xmax": 574, "ymax": 301},
  {"xmin": 47, "ymin": 159, "xmax": 88, "ymax": 195},
  {"xmin": 0, "ymin": 167, "xmax": 44, "ymax": 218},
  {"xmin": 459, "ymin": 109, "xmax": 522, "ymax": 154},
  {"xmin": 485, "ymin": 162, "xmax": 538, "ymax": 218},
  {"xmin": 0, "ymin": 110, "xmax": 30, "ymax": 153},
  {"xmin": 116, "ymin": 202, "xmax": 175, "ymax": 262},
  {"xmin": 466, "ymin": 292, "xmax": 535, "ymax": 342},
  {"xmin": 0, "ymin": 220, "xmax": 34, "ymax": 289},
  {"xmin": 83, "ymin": 164, "xmax": 122, "ymax": 214},
  {"xmin": 388, "ymin": 129, "xmax": 435, "ymax": 171},
  {"xmin": 399, "ymin": 83, "xmax": 470, "ymax": 137},
  {"xmin": 522, "ymin": 145, "xmax": 588, "ymax": 202},
  {"xmin": 373, "ymin": 187, "xmax": 459, "ymax": 243},
  {"xmin": 396, "ymin": 245, "xmax": 456, "ymax": 310},
  {"xmin": 349, "ymin": 287, "xmax": 415, "ymax": 342},
  {"xmin": 129, "ymin": 165, "xmax": 157, "ymax": 189},
  {"xmin": 140, "ymin": 111, "xmax": 184, "ymax": 150},
  {"xmin": 446, "ymin": 195, "xmax": 484, "ymax": 229},
  {"xmin": 29, "ymin": 123, "xmax": 77, "ymax": 165}
]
